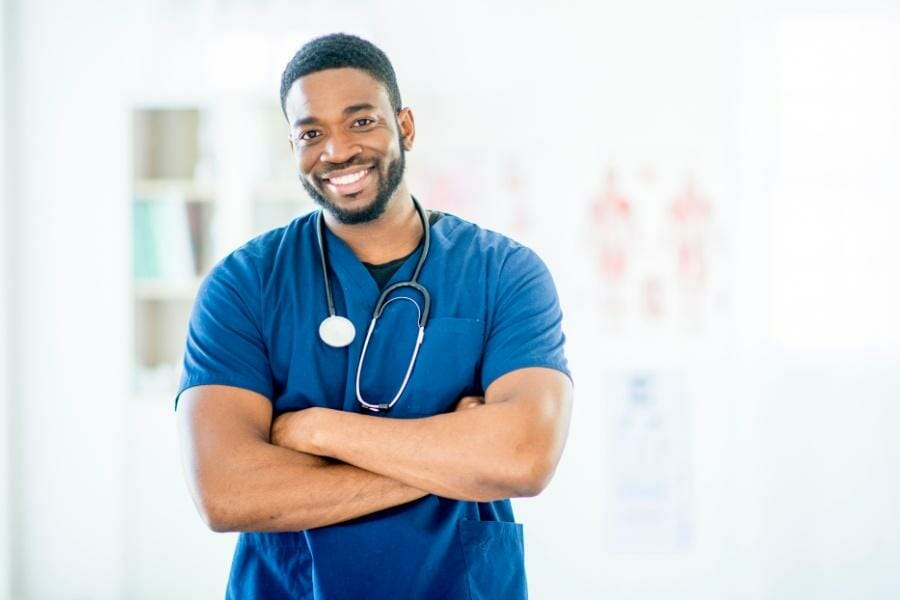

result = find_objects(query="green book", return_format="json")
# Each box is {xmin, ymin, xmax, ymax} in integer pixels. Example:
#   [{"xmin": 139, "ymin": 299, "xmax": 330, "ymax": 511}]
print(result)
[{"xmin": 133, "ymin": 199, "xmax": 159, "ymax": 279}]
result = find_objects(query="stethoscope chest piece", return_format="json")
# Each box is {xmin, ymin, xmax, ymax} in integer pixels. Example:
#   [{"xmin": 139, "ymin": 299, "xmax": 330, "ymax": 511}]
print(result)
[{"xmin": 319, "ymin": 315, "xmax": 356, "ymax": 348}]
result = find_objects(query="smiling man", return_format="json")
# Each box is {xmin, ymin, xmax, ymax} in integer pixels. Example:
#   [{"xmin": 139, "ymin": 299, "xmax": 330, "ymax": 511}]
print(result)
[{"xmin": 175, "ymin": 33, "xmax": 573, "ymax": 600}]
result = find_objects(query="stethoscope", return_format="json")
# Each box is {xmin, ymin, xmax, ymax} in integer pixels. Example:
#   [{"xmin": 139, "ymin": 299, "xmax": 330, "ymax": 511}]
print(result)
[{"xmin": 316, "ymin": 197, "xmax": 431, "ymax": 412}]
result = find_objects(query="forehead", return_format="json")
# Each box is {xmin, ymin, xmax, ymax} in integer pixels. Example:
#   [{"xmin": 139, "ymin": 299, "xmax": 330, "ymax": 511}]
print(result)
[{"xmin": 284, "ymin": 67, "xmax": 393, "ymax": 124}]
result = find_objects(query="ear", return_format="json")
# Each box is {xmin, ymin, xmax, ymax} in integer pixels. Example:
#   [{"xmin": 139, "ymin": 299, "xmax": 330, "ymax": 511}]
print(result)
[
  {"xmin": 287, "ymin": 134, "xmax": 296, "ymax": 154},
  {"xmin": 396, "ymin": 107, "xmax": 416, "ymax": 151}
]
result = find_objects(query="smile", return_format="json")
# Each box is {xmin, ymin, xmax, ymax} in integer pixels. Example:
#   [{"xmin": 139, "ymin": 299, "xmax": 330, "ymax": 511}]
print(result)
[{"xmin": 323, "ymin": 168, "xmax": 372, "ymax": 196}]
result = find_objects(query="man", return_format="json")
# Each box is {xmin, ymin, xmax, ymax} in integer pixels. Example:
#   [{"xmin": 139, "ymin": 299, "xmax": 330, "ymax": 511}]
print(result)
[{"xmin": 176, "ymin": 33, "xmax": 573, "ymax": 600}]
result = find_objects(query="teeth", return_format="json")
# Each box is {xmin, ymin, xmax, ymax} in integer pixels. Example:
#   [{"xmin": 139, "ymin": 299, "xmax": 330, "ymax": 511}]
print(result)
[{"xmin": 329, "ymin": 169, "xmax": 368, "ymax": 186}]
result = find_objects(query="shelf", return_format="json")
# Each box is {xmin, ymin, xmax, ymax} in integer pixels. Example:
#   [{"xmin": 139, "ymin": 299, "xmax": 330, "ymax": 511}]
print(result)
[
  {"xmin": 133, "ymin": 362, "xmax": 183, "ymax": 400},
  {"xmin": 131, "ymin": 104, "xmax": 308, "ymax": 396},
  {"xmin": 134, "ymin": 178, "xmax": 217, "ymax": 201},
  {"xmin": 135, "ymin": 278, "xmax": 202, "ymax": 301},
  {"xmin": 132, "ymin": 391, "xmax": 178, "ymax": 405},
  {"xmin": 252, "ymin": 180, "xmax": 314, "ymax": 203}
]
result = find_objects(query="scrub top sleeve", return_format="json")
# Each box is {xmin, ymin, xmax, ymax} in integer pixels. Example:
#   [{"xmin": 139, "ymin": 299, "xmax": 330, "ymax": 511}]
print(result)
[
  {"xmin": 175, "ymin": 252, "xmax": 275, "ymax": 410},
  {"xmin": 480, "ymin": 246, "xmax": 571, "ymax": 392}
]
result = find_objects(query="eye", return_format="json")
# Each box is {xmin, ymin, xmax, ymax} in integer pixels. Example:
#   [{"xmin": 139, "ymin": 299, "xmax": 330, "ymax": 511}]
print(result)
[
  {"xmin": 297, "ymin": 130, "xmax": 321, "ymax": 142},
  {"xmin": 353, "ymin": 118, "xmax": 375, "ymax": 127}
]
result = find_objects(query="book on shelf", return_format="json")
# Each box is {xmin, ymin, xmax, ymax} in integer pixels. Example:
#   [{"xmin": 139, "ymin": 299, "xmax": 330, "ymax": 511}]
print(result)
[
  {"xmin": 185, "ymin": 201, "xmax": 213, "ymax": 275},
  {"xmin": 134, "ymin": 195, "xmax": 210, "ymax": 284}
]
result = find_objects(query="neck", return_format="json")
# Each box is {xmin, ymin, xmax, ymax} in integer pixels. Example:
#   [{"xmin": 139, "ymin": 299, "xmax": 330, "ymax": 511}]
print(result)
[{"xmin": 322, "ymin": 185, "xmax": 423, "ymax": 264}]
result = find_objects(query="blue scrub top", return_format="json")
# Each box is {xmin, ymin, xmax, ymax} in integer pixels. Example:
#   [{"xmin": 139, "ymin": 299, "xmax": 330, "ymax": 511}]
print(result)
[{"xmin": 178, "ymin": 210, "xmax": 570, "ymax": 600}]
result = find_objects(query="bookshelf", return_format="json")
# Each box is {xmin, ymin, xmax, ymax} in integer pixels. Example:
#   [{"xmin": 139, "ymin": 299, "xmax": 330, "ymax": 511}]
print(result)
[{"xmin": 131, "ymin": 102, "xmax": 314, "ymax": 397}]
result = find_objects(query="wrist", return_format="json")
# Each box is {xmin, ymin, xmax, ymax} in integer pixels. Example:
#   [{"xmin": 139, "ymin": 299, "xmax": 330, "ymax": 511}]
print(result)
[
  {"xmin": 302, "ymin": 407, "xmax": 326, "ymax": 455},
  {"xmin": 271, "ymin": 407, "xmax": 327, "ymax": 455},
  {"xmin": 304, "ymin": 406, "xmax": 347, "ymax": 457}
]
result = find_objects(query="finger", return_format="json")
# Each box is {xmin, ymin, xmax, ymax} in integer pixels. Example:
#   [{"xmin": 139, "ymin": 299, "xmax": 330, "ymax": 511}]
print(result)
[{"xmin": 455, "ymin": 396, "xmax": 485, "ymax": 410}]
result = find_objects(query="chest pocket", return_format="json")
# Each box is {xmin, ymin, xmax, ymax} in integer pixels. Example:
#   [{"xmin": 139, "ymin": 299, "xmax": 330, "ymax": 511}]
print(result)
[{"xmin": 357, "ymin": 316, "xmax": 484, "ymax": 418}]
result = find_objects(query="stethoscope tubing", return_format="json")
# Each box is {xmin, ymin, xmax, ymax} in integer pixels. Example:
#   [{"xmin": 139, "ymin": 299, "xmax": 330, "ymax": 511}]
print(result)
[{"xmin": 316, "ymin": 197, "xmax": 432, "ymax": 412}]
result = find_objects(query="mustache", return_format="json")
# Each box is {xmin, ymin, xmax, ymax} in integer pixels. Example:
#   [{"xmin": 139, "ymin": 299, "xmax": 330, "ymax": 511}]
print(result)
[{"xmin": 319, "ymin": 157, "xmax": 376, "ymax": 179}]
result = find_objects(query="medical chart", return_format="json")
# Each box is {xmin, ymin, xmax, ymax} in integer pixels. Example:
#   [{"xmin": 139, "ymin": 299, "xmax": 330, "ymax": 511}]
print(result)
[{"xmin": 606, "ymin": 371, "xmax": 692, "ymax": 551}]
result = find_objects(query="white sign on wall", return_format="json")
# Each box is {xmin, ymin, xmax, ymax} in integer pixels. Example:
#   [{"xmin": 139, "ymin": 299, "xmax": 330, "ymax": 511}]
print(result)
[{"xmin": 606, "ymin": 371, "xmax": 693, "ymax": 551}]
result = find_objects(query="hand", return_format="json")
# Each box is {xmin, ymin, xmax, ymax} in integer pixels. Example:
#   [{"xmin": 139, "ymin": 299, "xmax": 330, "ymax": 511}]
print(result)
[
  {"xmin": 270, "ymin": 411, "xmax": 297, "ymax": 448},
  {"xmin": 271, "ymin": 408, "xmax": 320, "ymax": 453},
  {"xmin": 454, "ymin": 395, "xmax": 485, "ymax": 411}
]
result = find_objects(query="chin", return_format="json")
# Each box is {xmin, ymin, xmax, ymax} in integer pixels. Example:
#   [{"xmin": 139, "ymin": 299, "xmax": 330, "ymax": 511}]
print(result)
[
  {"xmin": 329, "ymin": 190, "xmax": 377, "ymax": 210},
  {"xmin": 318, "ymin": 192, "xmax": 391, "ymax": 226}
]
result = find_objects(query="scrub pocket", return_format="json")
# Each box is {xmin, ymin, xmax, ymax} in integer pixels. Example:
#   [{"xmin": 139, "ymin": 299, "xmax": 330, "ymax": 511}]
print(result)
[
  {"xmin": 458, "ymin": 519, "xmax": 528, "ymax": 600},
  {"xmin": 225, "ymin": 532, "xmax": 312, "ymax": 600},
  {"xmin": 390, "ymin": 317, "xmax": 485, "ymax": 418}
]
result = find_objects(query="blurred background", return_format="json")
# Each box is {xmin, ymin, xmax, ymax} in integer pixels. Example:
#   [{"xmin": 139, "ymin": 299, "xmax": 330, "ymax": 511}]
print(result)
[{"xmin": 1, "ymin": 0, "xmax": 900, "ymax": 598}]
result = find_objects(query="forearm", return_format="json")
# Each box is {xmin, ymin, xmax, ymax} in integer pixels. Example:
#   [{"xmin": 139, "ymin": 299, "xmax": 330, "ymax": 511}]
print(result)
[
  {"xmin": 192, "ymin": 441, "xmax": 427, "ymax": 532},
  {"xmin": 282, "ymin": 401, "xmax": 557, "ymax": 502}
]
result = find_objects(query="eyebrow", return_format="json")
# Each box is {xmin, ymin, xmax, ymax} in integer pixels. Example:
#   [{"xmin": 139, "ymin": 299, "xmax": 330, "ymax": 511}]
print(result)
[{"xmin": 292, "ymin": 103, "xmax": 378, "ymax": 129}]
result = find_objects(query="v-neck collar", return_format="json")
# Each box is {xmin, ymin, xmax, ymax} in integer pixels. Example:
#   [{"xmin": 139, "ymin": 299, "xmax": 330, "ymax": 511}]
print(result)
[{"xmin": 322, "ymin": 220, "xmax": 426, "ymax": 306}]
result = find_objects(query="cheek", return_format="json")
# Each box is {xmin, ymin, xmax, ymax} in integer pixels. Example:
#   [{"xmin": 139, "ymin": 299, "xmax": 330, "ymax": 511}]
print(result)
[
  {"xmin": 368, "ymin": 127, "xmax": 398, "ymax": 151},
  {"xmin": 298, "ymin": 151, "xmax": 319, "ymax": 176}
]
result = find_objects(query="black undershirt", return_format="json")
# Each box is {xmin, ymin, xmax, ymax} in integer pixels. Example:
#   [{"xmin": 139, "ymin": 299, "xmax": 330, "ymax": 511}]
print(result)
[{"xmin": 362, "ymin": 211, "xmax": 443, "ymax": 289}]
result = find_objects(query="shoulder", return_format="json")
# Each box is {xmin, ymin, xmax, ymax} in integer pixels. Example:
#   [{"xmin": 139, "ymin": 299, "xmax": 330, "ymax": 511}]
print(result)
[
  {"xmin": 432, "ymin": 212, "xmax": 539, "ymax": 265},
  {"xmin": 432, "ymin": 212, "xmax": 548, "ymax": 285}
]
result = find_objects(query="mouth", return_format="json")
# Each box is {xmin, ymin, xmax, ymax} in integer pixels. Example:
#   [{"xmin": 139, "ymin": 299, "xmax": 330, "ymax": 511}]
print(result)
[{"xmin": 321, "ymin": 167, "xmax": 373, "ymax": 197}]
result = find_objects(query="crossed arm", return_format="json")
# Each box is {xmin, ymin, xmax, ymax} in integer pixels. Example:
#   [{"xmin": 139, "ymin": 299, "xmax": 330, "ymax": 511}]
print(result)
[{"xmin": 176, "ymin": 367, "xmax": 572, "ymax": 533}]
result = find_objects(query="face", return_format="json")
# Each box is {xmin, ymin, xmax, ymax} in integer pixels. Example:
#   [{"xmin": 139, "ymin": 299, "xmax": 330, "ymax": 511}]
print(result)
[{"xmin": 284, "ymin": 67, "xmax": 415, "ymax": 225}]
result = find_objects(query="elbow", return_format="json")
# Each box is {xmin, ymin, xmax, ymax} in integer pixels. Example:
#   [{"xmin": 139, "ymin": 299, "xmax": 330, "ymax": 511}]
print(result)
[
  {"xmin": 512, "ymin": 458, "xmax": 556, "ymax": 498},
  {"xmin": 193, "ymin": 488, "xmax": 245, "ymax": 533},
  {"xmin": 195, "ymin": 487, "xmax": 313, "ymax": 533},
  {"xmin": 197, "ymin": 498, "xmax": 232, "ymax": 533},
  {"xmin": 503, "ymin": 453, "xmax": 558, "ymax": 498},
  {"xmin": 475, "ymin": 434, "xmax": 564, "ymax": 500},
  {"xmin": 204, "ymin": 504, "xmax": 251, "ymax": 533},
  {"xmin": 203, "ymin": 508, "xmax": 237, "ymax": 533},
  {"xmin": 463, "ymin": 456, "xmax": 557, "ymax": 502}
]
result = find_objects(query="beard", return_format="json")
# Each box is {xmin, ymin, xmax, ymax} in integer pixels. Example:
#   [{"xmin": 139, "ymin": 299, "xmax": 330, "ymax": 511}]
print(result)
[{"xmin": 301, "ymin": 146, "xmax": 406, "ymax": 225}]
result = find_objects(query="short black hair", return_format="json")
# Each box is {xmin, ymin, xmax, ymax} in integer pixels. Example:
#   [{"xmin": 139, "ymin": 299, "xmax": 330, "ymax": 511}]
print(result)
[{"xmin": 280, "ymin": 33, "xmax": 403, "ymax": 120}]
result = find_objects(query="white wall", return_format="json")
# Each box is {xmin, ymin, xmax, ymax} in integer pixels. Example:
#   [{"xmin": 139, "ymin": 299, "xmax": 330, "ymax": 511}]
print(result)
[
  {"xmin": 0, "ymin": 0, "xmax": 12, "ymax": 597},
  {"xmin": 7, "ymin": 1, "xmax": 900, "ymax": 599},
  {"xmin": 10, "ymin": 1, "xmax": 131, "ymax": 597},
  {"xmin": 735, "ymin": 9, "xmax": 900, "ymax": 599}
]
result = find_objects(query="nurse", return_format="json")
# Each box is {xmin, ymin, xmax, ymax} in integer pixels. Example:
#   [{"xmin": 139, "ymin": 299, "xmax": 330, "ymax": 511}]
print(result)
[{"xmin": 175, "ymin": 33, "xmax": 573, "ymax": 600}]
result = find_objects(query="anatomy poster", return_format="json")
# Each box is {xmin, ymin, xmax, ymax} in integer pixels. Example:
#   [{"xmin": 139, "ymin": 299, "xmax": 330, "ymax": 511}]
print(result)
[
  {"xmin": 585, "ymin": 163, "xmax": 730, "ymax": 334},
  {"xmin": 606, "ymin": 371, "xmax": 692, "ymax": 551}
]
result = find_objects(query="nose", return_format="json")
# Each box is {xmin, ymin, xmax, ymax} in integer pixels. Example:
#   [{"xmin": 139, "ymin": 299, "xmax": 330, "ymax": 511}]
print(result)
[{"xmin": 321, "ymin": 130, "xmax": 362, "ymax": 165}]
